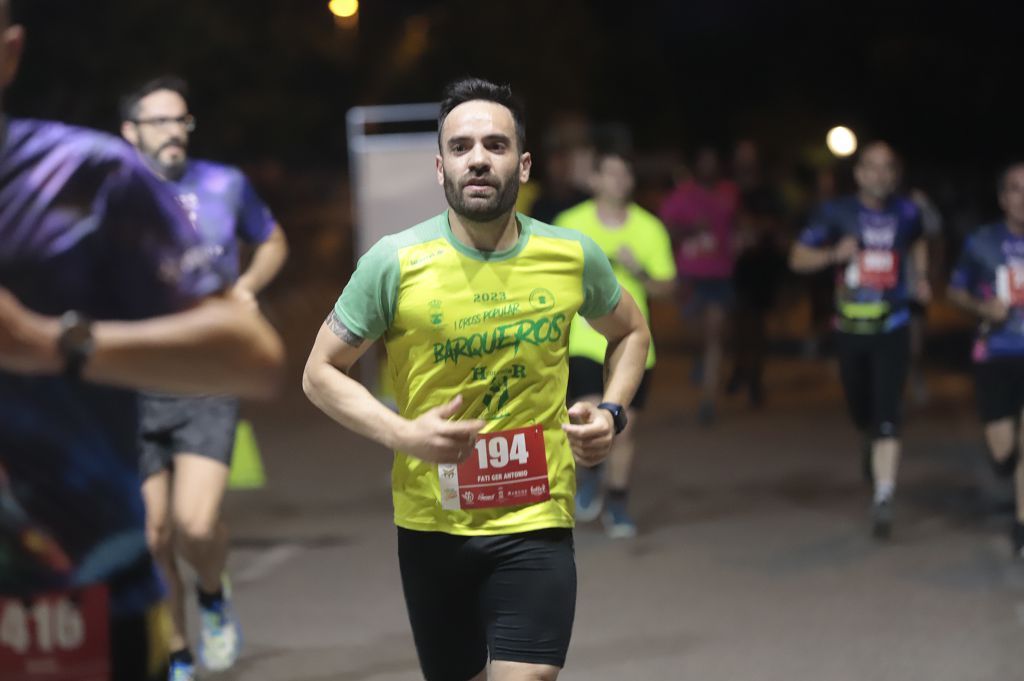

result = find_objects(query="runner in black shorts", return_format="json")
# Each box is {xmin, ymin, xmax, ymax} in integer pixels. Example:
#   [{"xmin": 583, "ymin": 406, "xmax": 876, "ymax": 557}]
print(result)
[
  {"xmin": 303, "ymin": 79, "xmax": 651, "ymax": 680},
  {"xmin": 398, "ymin": 528, "xmax": 577, "ymax": 678},
  {"xmin": 121, "ymin": 75, "xmax": 289, "ymax": 679},
  {"xmin": 790, "ymin": 142, "xmax": 930, "ymax": 539},
  {"xmin": 139, "ymin": 395, "xmax": 240, "ymax": 479},
  {"xmin": 948, "ymin": 162, "xmax": 1024, "ymax": 559},
  {"xmin": 556, "ymin": 150, "xmax": 675, "ymax": 538}
]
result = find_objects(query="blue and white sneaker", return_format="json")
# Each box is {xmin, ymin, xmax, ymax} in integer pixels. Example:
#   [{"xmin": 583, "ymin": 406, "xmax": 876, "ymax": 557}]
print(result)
[
  {"xmin": 168, "ymin": 658, "xmax": 196, "ymax": 681},
  {"xmin": 575, "ymin": 466, "xmax": 604, "ymax": 523},
  {"xmin": 198, "ymin": 578, "xmax": 242, "ymax": 672},
  {"xmin": 602, "ymin": 499, "xmax": 638, "ymax": 539}
]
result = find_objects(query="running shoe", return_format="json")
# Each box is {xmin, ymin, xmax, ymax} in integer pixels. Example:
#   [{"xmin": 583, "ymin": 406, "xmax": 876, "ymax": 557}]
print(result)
[
  {"xmin": 198, "ymin": 577, "xmax": 241, "ymax": 672},
  {"xmin": 748, "ymin": 377, "xmax": 764, "ymax": 408},
  {"xmin": 697, "ymin": 401, "xmax": 716, "ymax": 426},
  {"xmin": 871, "ymin": 498, "xmax": 892, "ymax": 540},
  {"xmin": 690, "ymin": 358, "xmax": 704, "ymax": 385},
  {"xmin": 575, "ymin": 466, "xmax": 604, "ymax": 523},
  {"xmin": 168, "ymin": 659, "xmax": 196, "ymax": 681},
  {"xmin": 725, "ymin": 369, "xmax": 745, "ymax": 395},
  {"xmin": 602, "ymin": 499, "xmax": 638, "ymax": 539}
]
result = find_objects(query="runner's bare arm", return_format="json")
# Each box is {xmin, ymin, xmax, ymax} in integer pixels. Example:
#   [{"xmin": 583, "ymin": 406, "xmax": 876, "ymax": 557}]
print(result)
[
  {"xmin": 616, "ymin": 247, "xmax": 675, "ymax": 298},
  {"xmin": 643, "ymin": 277, "xmax": 676, "ymax": 298},
  {"xmin": 586, "ymin": 289, "xmax": 650, "ymax": 409},
  {"xmin": 0, "ymin": 289, "xmax": 284, "ymax": 398},
  {"xmin": 235, "ymin": 224, "xmax": 289, "ymax": 296},
  {"xmin": 562, "ymin": 291, "xmax": 648, "ymax": 464},
  {"xmin": 948, "ymin": 285, "xmax": 1008, "ymax": 323},
  {"xmin": 302, "ymin": 311, "xmax": 484, "ymax": 462},
  {"xmin": 789, "ymin": 236, "xmax": 858, "ymax": 273},
  {"xmin": 911, "ymin": 238, "xmax": 931, "ymax": 302}
]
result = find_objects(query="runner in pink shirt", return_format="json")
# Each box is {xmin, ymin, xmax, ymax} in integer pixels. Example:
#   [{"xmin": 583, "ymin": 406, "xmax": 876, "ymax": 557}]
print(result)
[{"xmin": 660, "ymin": 146, "xmax": 739, "ymax": 424}]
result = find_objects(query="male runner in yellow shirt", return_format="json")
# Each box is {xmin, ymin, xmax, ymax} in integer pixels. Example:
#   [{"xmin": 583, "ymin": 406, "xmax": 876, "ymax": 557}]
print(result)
[{"xmin": 303, "ymin": 78, "xmax": 650, "ymax": 681}]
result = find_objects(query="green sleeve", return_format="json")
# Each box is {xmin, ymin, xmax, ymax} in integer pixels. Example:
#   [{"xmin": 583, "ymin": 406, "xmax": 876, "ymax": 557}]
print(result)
[
  {"xmin": 333, "ymin": 237, "xmax": 400, "ymax": 340},
  {"xmin": 578, "ymin": 232, "xmax": 623, "ymax": 319},
  {"xmin": 643, "ymin": 218, "xmax": 678, "ymax": 281}
]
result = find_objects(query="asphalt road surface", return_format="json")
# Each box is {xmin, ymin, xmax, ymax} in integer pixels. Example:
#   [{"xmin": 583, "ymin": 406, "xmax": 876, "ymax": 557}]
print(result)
[{"xmin": 197, "ymin": 354, "xmax": 1022, "ymax": 681}]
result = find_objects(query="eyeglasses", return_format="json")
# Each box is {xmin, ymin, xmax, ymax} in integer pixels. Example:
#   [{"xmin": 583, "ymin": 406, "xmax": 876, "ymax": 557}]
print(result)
[{"xmin": 132, "ymin": 114, "xmax": 196, "ymax": 132}]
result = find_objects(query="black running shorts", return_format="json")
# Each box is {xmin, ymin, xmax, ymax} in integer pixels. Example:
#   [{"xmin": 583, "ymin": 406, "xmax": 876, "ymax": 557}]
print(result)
[
  {"xmin": 397, "ymin": 527, "xmax": 577, "ymax": 680},
  {"xmin": 974, "ymin": 356, "xmax": 1024, "ymax": 424},
  {"xmin": 835, "ymin": 326, "xmax": 911, "ymax": 438},
  {"xmin": 138, "ymin": 394, "xmax": 239, "ymax": 479},
  {"xmin": 567, "ymin": 356, "xmax": 652, "ymax": 410}
]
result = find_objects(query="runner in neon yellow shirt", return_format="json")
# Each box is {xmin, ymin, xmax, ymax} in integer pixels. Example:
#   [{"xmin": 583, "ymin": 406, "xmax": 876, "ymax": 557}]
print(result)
[
  {"xmin": 303, "ymin": 78, "xmax": 650, "ymax": 681},
  {"xmin": 556, "ymin": 151, "xmax": 676, "ymax": 538}
]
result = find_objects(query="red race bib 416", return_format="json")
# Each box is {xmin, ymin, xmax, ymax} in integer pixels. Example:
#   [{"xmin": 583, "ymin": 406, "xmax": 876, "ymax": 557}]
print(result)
[{"xmin": 0, "ymin": 584, "xmax": 110, "ymax": 681}]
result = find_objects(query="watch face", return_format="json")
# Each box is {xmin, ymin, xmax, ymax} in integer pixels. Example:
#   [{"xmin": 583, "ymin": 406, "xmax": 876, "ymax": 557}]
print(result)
[
  {"xmin": 59, "ymin": 312, "xmax": 94, "ymax": 358},
  {"xmin": 64, "ymin": 323, "xmax": 92, "ymax": 347}
]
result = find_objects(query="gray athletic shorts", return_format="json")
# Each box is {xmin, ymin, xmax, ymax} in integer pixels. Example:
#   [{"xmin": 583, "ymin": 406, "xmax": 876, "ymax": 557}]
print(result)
[{"xmin": 138, "ymin": 394, "xmax": 239, "ymax": 480}]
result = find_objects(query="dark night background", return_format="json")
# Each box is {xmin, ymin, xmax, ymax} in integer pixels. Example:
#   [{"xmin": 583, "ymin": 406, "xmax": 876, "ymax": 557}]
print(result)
[
  {"xmin": 7, "ymin": 0, "xmax": 1024, "ymax": 276},
  {"xmin": 8, "ymin": 9, "xmax": 1024, "ymax": 673},
  {"xmin": 9, "ymin": 1, "xmax": 1023, "ymax": 169}
]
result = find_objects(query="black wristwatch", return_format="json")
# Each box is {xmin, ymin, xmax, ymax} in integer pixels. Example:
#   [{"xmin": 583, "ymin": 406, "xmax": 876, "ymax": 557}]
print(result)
[
  {"xmin": 57, "ymin": 311, "xmax": 94, "ymax": 379},
  {"xmin": 597, "ymin": 402, "xmax": 628, "ymax": 435}
]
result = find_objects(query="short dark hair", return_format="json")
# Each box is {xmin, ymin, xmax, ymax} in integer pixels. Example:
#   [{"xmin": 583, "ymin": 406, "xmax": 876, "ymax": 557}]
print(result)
[
  {"xmin": 438, "ymin": 77, "xmax": 525, "ymax": 153},
  {"xmin": 593, "ymin": 148, "xmax": 633, "ymax": 172},
  {"xmin": 997, "ymin": 162, "xmax": 1024, "ymax": 194},
  {"xmin": 119, "ymin": 75, "xmax": 189, "ymax": 123},
  {"xmin": 855, "ymin": 140, "xmax": 899, "ymax": 167}
]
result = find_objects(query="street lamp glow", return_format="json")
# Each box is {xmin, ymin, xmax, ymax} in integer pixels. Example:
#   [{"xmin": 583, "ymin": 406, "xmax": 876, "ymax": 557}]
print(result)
[
  {"xmin": 826, "ymin": 126, "xmax": 858, "ymax": 158},
  {"xmin": 329, "ymin": 0, "xmax": 359, "ymax": 18}
]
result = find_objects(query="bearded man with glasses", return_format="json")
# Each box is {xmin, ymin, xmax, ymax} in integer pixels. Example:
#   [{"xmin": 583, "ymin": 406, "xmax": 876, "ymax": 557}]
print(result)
[{"xmin": 120, "ymin": 75, "xmax": 289, "ymax": 681}]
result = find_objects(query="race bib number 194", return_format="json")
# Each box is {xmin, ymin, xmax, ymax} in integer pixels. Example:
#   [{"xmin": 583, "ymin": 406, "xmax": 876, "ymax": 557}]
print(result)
[
  {"xmin": 439, "ymin": 425, "xmax": 550, "ymax": 510},
  {"xmin": 0, "ymin": 585, "xmax": 109, "ymax": 681}
]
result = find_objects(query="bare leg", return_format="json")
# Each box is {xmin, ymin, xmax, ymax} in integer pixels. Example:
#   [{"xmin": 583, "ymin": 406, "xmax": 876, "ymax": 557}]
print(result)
[
  {"xmin": 489, "ymin": 660, "xmax": 560, "ymax": 681},
  {"xmin": 1015, "ymin": 456, "xmax": 1024, "ymax": 526},
  {"xmin": 1016, "ymin": 413, "xmax": 1024, "ymax": 525},
  {"xmin": 605, "ymin": 408, "xmax": 638, "ymax": 489},
  {"xmin": 871, "ymin": 437, "xmax": 901, "ymax": 500},
  {"xmin": 984, "ymin": 418, "xmax": 1016, "ymax": 468},
  {"xmin": 700, "ymin": 303, "xmax": 726, "ymax": 422},
  {"xmin": 171, "ymin": 454, "xmax": 230, "ymax": 593},
  {"xmin": 142, "ymin": 470, "xmax": 188, "ymax": 652}
]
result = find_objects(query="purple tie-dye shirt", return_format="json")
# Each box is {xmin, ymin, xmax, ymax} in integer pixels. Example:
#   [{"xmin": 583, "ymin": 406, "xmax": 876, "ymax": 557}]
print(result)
[
  {"xmin": 167, "ymin": 159, "xmax": 276, "ymax": 285},
  {"xmin": 0, "ymin": 118, "xmax": 222, "ymax": 615}
]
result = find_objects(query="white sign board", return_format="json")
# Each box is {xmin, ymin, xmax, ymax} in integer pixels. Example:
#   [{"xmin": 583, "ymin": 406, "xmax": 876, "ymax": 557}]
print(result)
[{"xmin": 347, "ymin": 104, "xmax": 447, "ymax": 258}]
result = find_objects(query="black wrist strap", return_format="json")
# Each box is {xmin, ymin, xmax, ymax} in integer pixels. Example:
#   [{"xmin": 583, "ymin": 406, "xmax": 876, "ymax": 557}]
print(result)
[
  {"xmin": 58, "ymin": 311, "xmax": 94, "ymax": 380},
  {"xmin": 597, "ymin": 401, "xmax": 627, "ymax": 435}
]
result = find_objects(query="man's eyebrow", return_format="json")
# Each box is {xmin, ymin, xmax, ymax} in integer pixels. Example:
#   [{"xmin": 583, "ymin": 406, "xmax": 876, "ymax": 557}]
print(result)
[{"xmin": 447, "ymin": 133, "xmax": 512, "ymax": 145}]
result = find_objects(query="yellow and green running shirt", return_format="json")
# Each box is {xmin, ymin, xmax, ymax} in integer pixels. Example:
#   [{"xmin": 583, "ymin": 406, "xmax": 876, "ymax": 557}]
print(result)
[
  {"xmin": 334, "ymin": 212, "xmax": 622, "ymax": 535},
  {"xmin": 555, "ymin": 200, "xmax": 676, "ymax": 368}
]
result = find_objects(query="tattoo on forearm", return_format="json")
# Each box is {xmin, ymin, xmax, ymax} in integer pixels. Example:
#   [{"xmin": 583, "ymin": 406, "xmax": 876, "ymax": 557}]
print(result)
[{"xmin": 326, "ymin": 311, "xmax": 364, "ymax": 347}]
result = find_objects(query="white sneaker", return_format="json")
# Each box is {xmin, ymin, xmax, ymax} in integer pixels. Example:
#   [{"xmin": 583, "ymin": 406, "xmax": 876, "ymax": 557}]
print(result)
[{"xmin": 197, "ymin": 578, "xmax": 241, "ymax": 672}]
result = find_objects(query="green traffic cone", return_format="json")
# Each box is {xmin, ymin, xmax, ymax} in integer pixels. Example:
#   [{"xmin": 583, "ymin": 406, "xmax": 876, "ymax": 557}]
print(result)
[{"xmin": 229, "ymin": 419, "xmax": 266, "ymax": 490}]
